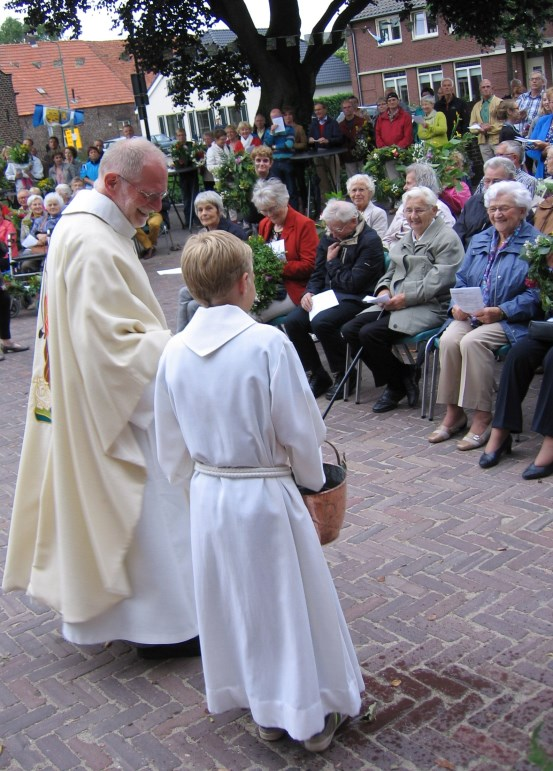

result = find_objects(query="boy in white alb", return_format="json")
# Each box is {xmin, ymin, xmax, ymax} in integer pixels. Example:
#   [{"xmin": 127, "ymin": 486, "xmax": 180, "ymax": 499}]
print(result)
[{"xmin": 154, "ymin": 231, "xmax": 364, "ymax": 752}]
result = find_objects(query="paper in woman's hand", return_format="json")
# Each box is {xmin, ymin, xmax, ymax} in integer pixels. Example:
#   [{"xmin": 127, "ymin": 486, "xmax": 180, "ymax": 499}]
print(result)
[{"xmin": 450, "ymin": 287, "xmax": 485, "ymax": 313}]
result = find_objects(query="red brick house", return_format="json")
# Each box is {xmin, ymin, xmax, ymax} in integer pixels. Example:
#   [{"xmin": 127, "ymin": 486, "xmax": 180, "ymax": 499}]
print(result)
[
  {"xmin": 0, "ymin": 40, "xmax": 151, "ymax": 150},
  {"xmin": 347, "ymin": 0, "xmax": 553, "ymax": 106}
]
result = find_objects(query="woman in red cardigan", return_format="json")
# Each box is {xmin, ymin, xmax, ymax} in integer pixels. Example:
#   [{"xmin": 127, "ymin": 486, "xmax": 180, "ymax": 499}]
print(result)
[{"xmin": 252, "ymin": 178, "xmax": 318, "ymax": 322}]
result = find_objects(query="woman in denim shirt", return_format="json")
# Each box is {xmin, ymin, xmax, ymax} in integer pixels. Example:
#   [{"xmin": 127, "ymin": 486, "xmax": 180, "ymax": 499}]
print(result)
[{"xmin": 429, "ymin": 181, "xmax": 541, "ymax": 450}]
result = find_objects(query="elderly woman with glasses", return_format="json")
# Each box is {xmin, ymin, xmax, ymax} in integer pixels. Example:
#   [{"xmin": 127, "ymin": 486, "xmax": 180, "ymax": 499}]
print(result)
[
  {"xmin": 428, "ymin": 181, "xmax": 541, "ymax": 450},
  {"xmin": 346, "ymin": 174, "xmax": 387, "ymax": 240},
  {"xmin": 252, "ymin": 178, "xmax": 318, "ymax": 322},
  {"xmin": 342, "ymin": 186, "xmax": 464, "ymax": 413},
  {"xmin": 176, "ymin": 191, "xmax": 248, "ymax": 332}
]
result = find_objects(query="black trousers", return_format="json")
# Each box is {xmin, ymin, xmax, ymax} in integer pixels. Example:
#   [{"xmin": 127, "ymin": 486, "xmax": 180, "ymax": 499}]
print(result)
[
  {"xmin": 0, "ymin": 285, "xmax": 12, "ymax": 339},
  {"xmin": 492, "ymin": 337, "xmax": 553, "ymax": 437},
  {"xmin": 341, "ymin": 311, "xmax": 410, "ymax": 390},
  {"xmin": 284, "ymin": 300, "xmax": 365, "ymax": 375}
]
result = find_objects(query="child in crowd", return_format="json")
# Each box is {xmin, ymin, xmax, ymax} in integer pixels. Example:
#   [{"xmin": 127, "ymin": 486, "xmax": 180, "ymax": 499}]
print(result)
[{"xmin": 154, "ymin": 231, "xmax": 363, "ymax": 752}]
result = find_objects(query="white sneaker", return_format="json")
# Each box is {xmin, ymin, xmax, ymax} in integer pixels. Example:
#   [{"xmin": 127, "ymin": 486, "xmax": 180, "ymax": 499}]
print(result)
[{"xmin": 303, "ymin": 713, "xmax": 347, "ymax": 752}]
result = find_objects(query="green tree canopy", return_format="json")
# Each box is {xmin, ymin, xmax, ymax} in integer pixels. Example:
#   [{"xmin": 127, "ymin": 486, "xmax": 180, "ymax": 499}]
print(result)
[{"xmin": 0, "ymin": 15, "xmax": 54, "ymax": 42}]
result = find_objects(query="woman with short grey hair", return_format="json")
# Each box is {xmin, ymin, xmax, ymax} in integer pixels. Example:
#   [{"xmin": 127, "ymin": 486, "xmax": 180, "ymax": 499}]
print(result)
[
  {"xmin": 346, "ymin": 174, "xmax": 387, "ymax": 239},
  {"xmin": 254, "ymin": 178, "xmax": 318, "ymax": 322}
]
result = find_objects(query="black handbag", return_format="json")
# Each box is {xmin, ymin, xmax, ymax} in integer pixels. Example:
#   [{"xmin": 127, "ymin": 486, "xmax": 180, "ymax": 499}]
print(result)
[{"xmin": 528, "ymin": 320, "xmax": 553, "ymax": 342}]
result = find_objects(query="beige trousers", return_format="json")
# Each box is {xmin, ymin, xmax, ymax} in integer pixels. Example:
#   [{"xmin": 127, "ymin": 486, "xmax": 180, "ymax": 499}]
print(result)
[
  {"xmin": 314, "ymin": 155, "xmax": 341, "ymax": 201},
  {"xmin": 437, "ymin": 320, "xmax": 508, "ymax": 411}
]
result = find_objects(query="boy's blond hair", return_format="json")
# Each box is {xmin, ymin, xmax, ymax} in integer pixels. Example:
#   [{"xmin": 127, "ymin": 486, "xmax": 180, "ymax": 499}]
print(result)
[{"xmin": 181, "ymin": 231, "xmax": 253, "ymax": 306}]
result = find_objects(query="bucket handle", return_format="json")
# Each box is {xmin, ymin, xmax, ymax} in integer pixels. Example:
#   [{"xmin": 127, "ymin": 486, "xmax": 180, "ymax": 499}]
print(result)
[{"xmin": 324, "ymin": 440, "xmax": 347, "ymax": 471}]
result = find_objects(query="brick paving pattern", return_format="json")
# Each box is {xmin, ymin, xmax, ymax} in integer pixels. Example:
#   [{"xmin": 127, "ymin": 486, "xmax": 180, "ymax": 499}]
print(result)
[{"xmin": 1, "ymin": 217, "xmax": 552, "ymax": 770}]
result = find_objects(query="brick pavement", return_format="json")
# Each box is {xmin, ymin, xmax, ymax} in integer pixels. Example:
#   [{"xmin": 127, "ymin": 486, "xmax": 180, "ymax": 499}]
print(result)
[{"xmin": 1, "ymin": 218, "xmax": 552, "ymax": 770}]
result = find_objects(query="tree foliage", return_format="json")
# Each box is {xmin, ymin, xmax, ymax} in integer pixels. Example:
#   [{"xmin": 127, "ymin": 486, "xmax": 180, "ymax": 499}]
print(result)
[
  {"xmin": 0, "ymin": 15, "xmax": 54, "ymax": 43},
  {"xmin": 6, "ymin": 0, "xmax": 553, "ymax": 120}
]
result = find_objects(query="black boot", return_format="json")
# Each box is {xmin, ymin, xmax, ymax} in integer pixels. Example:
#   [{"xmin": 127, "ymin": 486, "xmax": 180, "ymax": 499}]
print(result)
[
  {"xmin": 402, "ymin": 365, "xmax": 420, "ymax": 408},
  {"xmin": 325, "ymin": 370, "xmax": 357, "ymax": 401}
]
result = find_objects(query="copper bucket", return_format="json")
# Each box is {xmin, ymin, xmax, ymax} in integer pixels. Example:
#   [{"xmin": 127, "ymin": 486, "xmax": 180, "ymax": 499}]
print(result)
[{"xmin": 300, "ymin": 441, "xmax": 347, "ymax": 545}]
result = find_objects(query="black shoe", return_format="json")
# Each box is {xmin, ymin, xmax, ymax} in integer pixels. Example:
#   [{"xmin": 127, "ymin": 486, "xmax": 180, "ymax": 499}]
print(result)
[
  {"xmin": 325, "ymin": 371, "xmax": 357, "ymax": 401},
  {"xmin": 479, "ymin": 434, "xmax": 512, "ymax": 469},
  {"xmin": 136, "ymin": 636, "xmax": 201, "ymax": 659},
  {"xmin": 522, "ymin": 460, "xmax": 553, "ymax": 480},
  {"xmin": 402, "ymin": 366, "xmax": 420, "ymax": 408},
  {"xmin": 372, "ymin": 387, "xmax": 406, "ymax": 413},
  {"xmin": 308, "ymin": 369, "xmax": 332, "ymax": 398}
]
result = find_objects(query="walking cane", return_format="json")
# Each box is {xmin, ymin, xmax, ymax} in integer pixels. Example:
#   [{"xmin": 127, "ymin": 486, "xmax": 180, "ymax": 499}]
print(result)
[{"xmin": 322, "ymin": 346, "xmax": 364, "ymax": 420}]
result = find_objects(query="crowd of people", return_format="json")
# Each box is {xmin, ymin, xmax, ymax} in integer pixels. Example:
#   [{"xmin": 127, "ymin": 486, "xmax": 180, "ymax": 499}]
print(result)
[{"xmin": 1, "ymin": 79, "xmax": 553, "ymax": 755}]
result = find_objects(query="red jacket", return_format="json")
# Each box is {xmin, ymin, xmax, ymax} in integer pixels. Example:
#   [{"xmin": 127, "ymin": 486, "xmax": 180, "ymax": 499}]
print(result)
[
  {"xmin": 258, "ymin": 206, "xmax": 318, "ymax": 305},
  {"xmin": 375, "ymin": 107, "xmax": 413, "ymax": 148}
]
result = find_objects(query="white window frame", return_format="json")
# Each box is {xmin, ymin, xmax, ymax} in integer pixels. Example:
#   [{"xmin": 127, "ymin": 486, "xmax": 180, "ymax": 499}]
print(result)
[
  {"xmin": 377, "ymin": 17, "xmax": 402, "ymax": 45},
  {"xmin": 455, "ymin": 61, "xmax": 482, "ymax": 102},
  {"xmin": 417, "ymin": 67, "xmax": 443, "ymax": 95},
  {"xmin": 411, "ymin": 11, "xmax": 438, "ymax": 39},
  {"xmin": 383, "ymin": 72, "xmax": 409, "ymax": 104}
]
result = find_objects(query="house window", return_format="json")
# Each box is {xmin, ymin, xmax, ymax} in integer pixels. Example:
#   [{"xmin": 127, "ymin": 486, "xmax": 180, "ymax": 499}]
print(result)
[
  {"xmin": 224, "ymin": 105, "xmax": 248, "ymax": 126},
  {"xmin": 377, "ymin": 17, "xmax": 402, "ymax": 45},
  {"xmin": 195, "ymin": 109, "xmax": 215, "ymax": 136},
  {"xmin": 418, "ymin": 67, "xmax": 443, "ymax": 95},
  {"xmin": 455, "ymin": 61, "xmax": 482, "ymax": 101},
  {"xmin": 383, "ymin": 72, "xmax": 408, "ymax": 103},
  {"xmin": 165, "ymin": 114, "xmax": 180, "ymax": 137},
  {"xmin": 411, "ymin": 12, "xmax": 438, "ymax": 39}
]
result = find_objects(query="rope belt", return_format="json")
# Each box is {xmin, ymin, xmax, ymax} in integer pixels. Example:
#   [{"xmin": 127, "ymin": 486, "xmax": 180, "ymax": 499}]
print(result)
[{"xmin": 194, "ymin": 462, "xmax": 291, "ymax": 479}]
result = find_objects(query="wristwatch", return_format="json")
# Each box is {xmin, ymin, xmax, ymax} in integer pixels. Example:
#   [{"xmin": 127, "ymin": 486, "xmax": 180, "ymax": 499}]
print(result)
[{"xmin": 499, "ymin": 308, "xmax": 507, "ymax": 321}]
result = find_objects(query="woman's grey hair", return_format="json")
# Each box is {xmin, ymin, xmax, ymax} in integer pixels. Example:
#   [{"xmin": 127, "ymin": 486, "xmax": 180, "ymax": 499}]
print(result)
[
  {"xmin": 44, "ymin": 192, "xmax": 64, "ymax": 208},
  {"xmin": 346, "ymin": 174, "xmax": 376, "ymax": 196},
  {"xmin": 55, "ymin": 183, "xmax": 71, "ymax": 199},
  {"xmin": 321, "ymin": 199, "xmax": 358, "ymax": 224},
  {"xmin": 402, "ymin": 186, "xmax": 438, "ymax": 208},
  {"xmin": 421, "ymin": 95, "xmax": 436, "ymax": 106},
  {"xmin": 251, "ymin": 178, "xmax": 289, "ymax": 211},
  {"xmin": 98, "ymin": 137, "xmax": 166, "ymax": 182},
  {"xmin": 27, "ymin": 194, "xmax": 43, "ymax": 207},
  {"xmin": 405, "ymin": 163, "xmax": 440, "ymax": 193},
  {"xmin": 484, "ymin": 180, "xmax": 532, "ymax": 213},
  {"xmin": 194, "ymin": 190, "xmax": 225, "ymax": 216},
  {"xmin": 483, "ymin": 156, "xmax": 517, "ymax": 179}
]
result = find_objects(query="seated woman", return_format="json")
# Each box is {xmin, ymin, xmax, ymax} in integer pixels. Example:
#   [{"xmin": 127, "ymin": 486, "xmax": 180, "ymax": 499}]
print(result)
[
  {"xmin": 252, "ymin": 178, "xmax": 318, "ymax": 322},
  {"xmin": 235, "ymin": 121, "xmax": 261, "ymax": 154},
  {"xmin": 176, "ymin": 191, "xmax": 248, "ymax": 332},
  {"xmin": 31, "ymin": 192, "xmax": 63, "ymax": 245},
  {"xmin": 346, "ymin": 174, "xmax": 388, "ymax": 240},
  {"xmin": 0, "ymin": 278, "xmax": 29, "ymax": 358},
  {"xmin": 341, "ymin": 186, "xmax": 464, "ymax": 413},
  {"xmin": 194, "ymin": 190, "xmax": 248, "ymax": 239},
  {"xmin": 417, "ymin": 95, "xmax": 448, "ymax": 148},
  {"xmin": 479, "ymin": 319, "xmax": 553, "ymax": 479},
  {"xmin": 21, "ymin": 194, "xmax": 44, "ymax": 241},
  {"xmin": 428, "ymin": 181, "xmax": 541, "ymax": 450},
  {"xmin": 49, "ymin": 150, "xmax": 73, "ymax": 185}
]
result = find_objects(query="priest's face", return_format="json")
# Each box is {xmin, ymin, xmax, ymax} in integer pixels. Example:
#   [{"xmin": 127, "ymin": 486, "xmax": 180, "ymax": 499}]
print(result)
[{"xmin": 114, "ymin": 159, "xmax": 168, "ymax": 228}]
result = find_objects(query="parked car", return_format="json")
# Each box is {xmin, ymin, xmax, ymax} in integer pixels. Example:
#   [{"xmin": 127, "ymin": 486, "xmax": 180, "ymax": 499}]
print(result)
[
  {"xmin": 102, "ymin": 136, "xmax": 125, "ymax": 150},
  {"xmin": 150, "ymin": 133, "xmax": 177, "ymax": 154}
]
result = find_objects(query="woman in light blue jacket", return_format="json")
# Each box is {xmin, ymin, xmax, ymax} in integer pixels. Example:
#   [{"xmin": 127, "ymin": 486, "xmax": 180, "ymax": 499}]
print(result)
[{"xmin": 428, "ymin": 181, "xmax": 541, "ymax": 450}]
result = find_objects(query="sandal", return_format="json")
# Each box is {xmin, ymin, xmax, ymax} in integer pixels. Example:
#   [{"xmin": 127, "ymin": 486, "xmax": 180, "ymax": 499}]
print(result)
[
  {"xmin": 456, "ymin": 424, "xmax": 492, "ymax": 451},
  {"xmin": 428, "ymin": 416, "xmax": 467, "ymax": 444}
]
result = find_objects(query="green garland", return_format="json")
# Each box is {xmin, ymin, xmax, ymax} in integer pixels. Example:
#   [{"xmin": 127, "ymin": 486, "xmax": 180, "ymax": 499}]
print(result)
[
  {"xmin": 8, "ymin": 144, "xmax": 30, "ymax": 164},
  {"xmin": 248, "ymin": 235, "xmax": 284, "ymax": 313},
  {"xmin": 215, "ymin": 152, "xmax": 257, "ymax": 215},
  {"xmin": 521, "ymin": 233, "xmax": 553, "ymax": 315}
]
